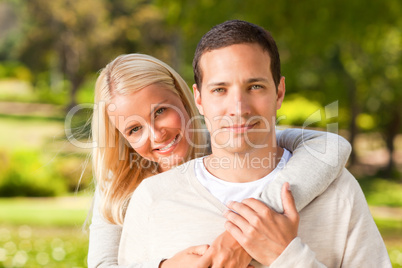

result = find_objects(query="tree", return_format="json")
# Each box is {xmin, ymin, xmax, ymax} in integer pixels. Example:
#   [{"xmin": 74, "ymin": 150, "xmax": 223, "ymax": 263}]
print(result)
[
  {"xmin": 5, "ymin": 0, "xmax": 175, "ymax": 111},
  {"xmin": 157, "ymin": 0, "xmax": 402, "ymax": 176}
]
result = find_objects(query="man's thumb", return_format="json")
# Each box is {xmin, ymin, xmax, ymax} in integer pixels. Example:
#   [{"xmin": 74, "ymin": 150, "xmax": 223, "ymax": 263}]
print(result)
[
  {"xmin": 187, "ymin": 244, "xmax": 210, "ymax": 256},
  {"xmin": 281, "ymin": 182, "xmax": 298, "ymax": 220}
]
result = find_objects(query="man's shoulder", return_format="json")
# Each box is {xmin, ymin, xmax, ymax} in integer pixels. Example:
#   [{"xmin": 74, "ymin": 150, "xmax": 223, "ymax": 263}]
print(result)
[
  {"xmin": 137, "ymin": 159, "xmax": 196, "ymax": 193},
  {"xmin": 126, "ymin": 159, "xmax": 197, "ymax": 212},
  {"xmin": 322, "ymin": 168, "xmax": 365, "ymax": 206}
]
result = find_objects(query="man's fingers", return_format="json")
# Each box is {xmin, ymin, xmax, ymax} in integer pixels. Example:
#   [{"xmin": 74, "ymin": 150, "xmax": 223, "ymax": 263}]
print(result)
[
  {"xmin": 224, "ymin": 221, "xmax": 244, "ymax": 243},
  {"xmin": 224, "ymin": 208, "xmax": 250, "ymax": 230},
  {"xmin": 187, "ymin": 244, "xmax": 210, "ymax": 256},
  {"xmin": 281, "ymin": 182, "xmax": 298, "ymax": 221},
  {"xmin": 241, "ymin": 198, "xmax": 269, "ymax": 213},
  {"xmin": 227, "ymin": 200, "xmax": 257, "ymax": 219}
]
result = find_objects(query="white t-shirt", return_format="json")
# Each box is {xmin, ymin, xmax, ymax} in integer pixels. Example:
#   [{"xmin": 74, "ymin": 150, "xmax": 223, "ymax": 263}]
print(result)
[{"xmin": 195, "ymin": 149, "xmax": 292, "ymax": 205}]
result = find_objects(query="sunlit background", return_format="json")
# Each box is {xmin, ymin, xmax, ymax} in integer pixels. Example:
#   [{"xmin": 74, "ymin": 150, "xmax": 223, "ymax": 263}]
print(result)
[{"xmin": 0, "ymin": 0, "xmax": 401, "ymax": 267}]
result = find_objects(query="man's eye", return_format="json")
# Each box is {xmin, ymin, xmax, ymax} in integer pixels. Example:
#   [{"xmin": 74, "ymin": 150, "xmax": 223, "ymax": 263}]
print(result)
[
  {"xmin": 130, "ymin": 126, "xmax": 142, "ymax": 134},
  {"xmin": 155, "ymin": 107, "xmax": 166, "ymax": 116},
  {"xmin": 250, "ymin": 85, "xmax": 263, "ymax": 90},
  {"xmin": 212, "ymin": 88, "xmax": 225, "ymax": 93}
]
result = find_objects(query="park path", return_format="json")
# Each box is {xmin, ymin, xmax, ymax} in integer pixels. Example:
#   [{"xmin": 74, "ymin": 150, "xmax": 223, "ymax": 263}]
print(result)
[
  {"xmin": 370, "ymin": 206, "xmax": 402, "ymax": 220},
  {"xmin": 0, "ymin": 101, "xmax": 63, "ymax": 117}
]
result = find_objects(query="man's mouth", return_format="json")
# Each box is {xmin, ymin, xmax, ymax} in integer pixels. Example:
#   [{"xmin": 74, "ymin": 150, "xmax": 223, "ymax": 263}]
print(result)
[{"xmin": 224, "ymin": 122, "xmax": 259, "ymax": 132}]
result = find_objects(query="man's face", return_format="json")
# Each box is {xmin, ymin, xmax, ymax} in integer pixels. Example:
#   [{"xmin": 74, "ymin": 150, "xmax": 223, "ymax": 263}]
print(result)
[{"xmin": 193, "ymin": 43, "xmax": 285, "ymax": 155}]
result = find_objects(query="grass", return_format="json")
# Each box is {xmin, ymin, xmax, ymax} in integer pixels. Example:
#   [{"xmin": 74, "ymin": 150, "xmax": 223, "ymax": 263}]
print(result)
[
  {"xmin": 375, "ymin": 217, "xmax": 402, "ymax": 267},
  {"xmin": 0, "ymin": 225, "xmax": 88, "ymax": 268},
  {"xmin": 0, "ymin": 196, "xmax": 91, "ymax": 267},
  {"xmin": 0, "ymin": 196, "xmax": 91, "ymax": 227}
]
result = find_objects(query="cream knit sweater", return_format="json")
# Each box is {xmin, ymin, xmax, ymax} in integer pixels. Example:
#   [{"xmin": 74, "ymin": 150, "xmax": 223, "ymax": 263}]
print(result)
[
  {"xmin": 119, "ymin": 161, "xmax": 391, "ymax": 267},
  {"xmin": 88, "ymin": 129, "xmax": 352, "ymax": 267}
]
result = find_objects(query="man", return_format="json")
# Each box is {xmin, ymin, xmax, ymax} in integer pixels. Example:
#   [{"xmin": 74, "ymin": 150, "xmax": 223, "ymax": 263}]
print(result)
[{"xmin": 119, "ymin": 20, "xmax": 391, "ymax": 267}]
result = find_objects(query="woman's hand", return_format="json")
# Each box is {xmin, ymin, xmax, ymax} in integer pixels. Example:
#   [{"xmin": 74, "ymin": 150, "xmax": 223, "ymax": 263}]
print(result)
[
  {"xmin": 224, "ymin": 182, "xmax": 299, "ymax": 266},
  {"xmin": 195, "ymin": 231, "xmax": 254, "ymax": 268},
  {"xmin": 159, "ymin": 245, "xmax": 209, "ymax": 268}
]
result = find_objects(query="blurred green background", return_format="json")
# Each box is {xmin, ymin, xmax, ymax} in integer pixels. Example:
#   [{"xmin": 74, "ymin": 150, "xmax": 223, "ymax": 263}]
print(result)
[{"xmin": 0, "ymin": 0, "xmax": 401, "ymax": 267}]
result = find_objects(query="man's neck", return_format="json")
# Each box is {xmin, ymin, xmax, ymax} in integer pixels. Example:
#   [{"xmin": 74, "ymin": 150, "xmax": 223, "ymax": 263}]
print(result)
[{"xmin": 203, "ymin": 146, "xmax": 284, "ymax": 183}]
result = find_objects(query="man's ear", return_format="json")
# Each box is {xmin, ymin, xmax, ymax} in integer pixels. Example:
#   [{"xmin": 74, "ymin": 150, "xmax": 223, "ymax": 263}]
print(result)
[
  {"xmin": 276, "ymin": 76, "xmax": 286, "ymax": 110},
  {"xmin": 193, "ymin": 84, "xmax": 204, "ymax": 115}
]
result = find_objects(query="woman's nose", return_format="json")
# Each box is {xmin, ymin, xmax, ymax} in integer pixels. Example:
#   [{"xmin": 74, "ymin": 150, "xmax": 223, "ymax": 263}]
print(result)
[{"xmin": 150, "ymin": 124, "xmax": 167, "ymax": 143}]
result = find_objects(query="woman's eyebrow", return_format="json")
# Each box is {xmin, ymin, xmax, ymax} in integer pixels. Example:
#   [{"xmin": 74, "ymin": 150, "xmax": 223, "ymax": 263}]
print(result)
[
  {"xmin": 124, "ymin": 122, "xmax": 138, "ymax": 133},
  {"xmin": 149, "ymin": 100, "xmax": 167, "ymax": 116}
]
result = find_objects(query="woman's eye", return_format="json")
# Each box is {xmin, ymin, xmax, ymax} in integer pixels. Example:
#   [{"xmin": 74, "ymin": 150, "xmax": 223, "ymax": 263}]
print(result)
[
  {"xmin": 155, "ymin": 107, "xmax": 166, "ymax": 116},
  {"xmin": 130, "ymin": 126, "xmax": 142, "ymax": 135}
]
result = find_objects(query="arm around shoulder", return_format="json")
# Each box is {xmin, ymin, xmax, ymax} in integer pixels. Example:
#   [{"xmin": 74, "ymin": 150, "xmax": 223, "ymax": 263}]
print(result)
[{"xmin": 260, "ymin": 128, "xmax": 351, "ymax": 213}]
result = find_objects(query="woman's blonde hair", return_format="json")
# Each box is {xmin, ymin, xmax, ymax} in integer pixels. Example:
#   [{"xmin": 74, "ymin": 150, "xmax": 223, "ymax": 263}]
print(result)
[{"xmin": 92, "ymin": 54, "xmax": 207, "ymax": 225}]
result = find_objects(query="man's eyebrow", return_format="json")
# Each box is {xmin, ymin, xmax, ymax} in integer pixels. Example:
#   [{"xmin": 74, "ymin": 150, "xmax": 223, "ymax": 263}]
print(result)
[
  {"xmin": 206, "ymin": 81, "xmax": 229, "ymax": 87},
  {"xmin": 206, "ymin": 78, "xmax": 269, "ymax": 87},
  {"xmin": 247, "ymin": 78, "xmax": 269, "ymax": 83}
]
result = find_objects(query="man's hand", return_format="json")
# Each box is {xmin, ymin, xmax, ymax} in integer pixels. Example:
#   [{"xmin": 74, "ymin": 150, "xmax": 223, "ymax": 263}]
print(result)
[
  {"xmin": 195, "ymin": 231, "xmax": 254, "ymax": 268},
  {"xmin": 224, "ymin": 182, "xmax": 299, "ymax": 266},
  {"xmin": 159, "ymin": 245, "xmax": 209, "ymax": 268}
]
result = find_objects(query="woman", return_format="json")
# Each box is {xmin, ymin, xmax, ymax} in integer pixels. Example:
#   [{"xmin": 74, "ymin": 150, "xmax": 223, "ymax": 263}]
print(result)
[{"xmin": 88, "ymin": 53, "xmax": 351, "ymax": 267}]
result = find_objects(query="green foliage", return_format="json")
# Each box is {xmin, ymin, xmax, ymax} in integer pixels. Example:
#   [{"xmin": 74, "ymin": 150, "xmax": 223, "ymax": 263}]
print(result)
[
  {"xmin": 52, "ymin": 155, "xmax": 92, "ymax": 193},
  {"xmin": 375, "ymin": 218, "xmax": 402, "ymax": 238},
  {"xmin": 358, "ymin": 176, "xmax": 402, "ymax": 207},
  {"xmin": 0, "ymin": 62, "xmax": 31, "ymax": 81},
  {"xmin": 388, "ymin": 245, "xmax": 402, "ymax": 268},
  {"xmin": 76, "ymin": 78, "xmax": 95, "ymax": 104},
  {"xmin": 356, "ymin": 113, "xmax": 376, "ymax": 131},
  {"xmin": 277, "ymin": 95, "xmax": 325, "ymax": 127},
  {"xmin": 0, "ymin": 117, "xmax": 93, "ymax": 195},
  {"xmin": 277, "ymin": 94, "xmax": 349, "ymax": 128},
  {"xmin": 0, "ymin": 151, "xmax": 68, "ymax": 197},
  {"xmin": 374, "ymin": 218, "xmax": 402, "ymax": 267}
]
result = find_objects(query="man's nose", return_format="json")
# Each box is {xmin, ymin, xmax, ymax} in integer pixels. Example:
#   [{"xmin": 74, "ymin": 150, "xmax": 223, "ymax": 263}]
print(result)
[{"xmin": 228, "ymin": 90, "xmax": 251, "ymax": 117}]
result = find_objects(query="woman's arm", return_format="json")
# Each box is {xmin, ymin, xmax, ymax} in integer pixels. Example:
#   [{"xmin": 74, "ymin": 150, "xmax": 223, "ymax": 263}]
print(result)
[
  {"xmin": 164, "ymin": 128, "xmax": 351, "ymax": 268},
  {"xmin": 213, "ymin": 129, "xmax": 350, "ymax": 266},
  {"xmin": 88, "ymin": 188, "xmax": 163, "ymax": 268},
  {"xmin": 88, "ymin": 187, "xmax": 122, "ymax": 267},
  {"xmin": 259, "ymin": 128, "xmax": 352, "ymax": 213}
]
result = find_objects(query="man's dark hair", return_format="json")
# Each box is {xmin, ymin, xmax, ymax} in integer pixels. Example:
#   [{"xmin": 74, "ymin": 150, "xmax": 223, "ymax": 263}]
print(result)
[{"xmin": 193, "ymin": 20, "xmax": 281, "ymax": 91}]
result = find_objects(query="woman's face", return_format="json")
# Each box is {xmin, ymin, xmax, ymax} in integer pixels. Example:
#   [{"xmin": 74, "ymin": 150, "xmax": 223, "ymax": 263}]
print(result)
[{"xmin": 108, "ymin": 84, "xmax": 191, "ymax": 172}]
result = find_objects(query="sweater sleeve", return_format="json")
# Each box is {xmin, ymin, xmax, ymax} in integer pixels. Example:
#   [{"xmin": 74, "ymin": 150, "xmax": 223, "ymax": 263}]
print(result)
[
  {"xmin": 87, "ymin": 187, "xmax": 163, "ymax": 268},
  {"xmin": 259, "ymin": 128, "xmax": 351, "ymax": 213},
  {"xmin": 269, "ymin": 237, "xmax": 327, "ymax": 268},
  {"xmin": 269, "ymin": 172, "xmax": 391, "ymax": 268},
  {"xmin": 339, "ymin": 177, "xmax": 392, "ymax": 267}
]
